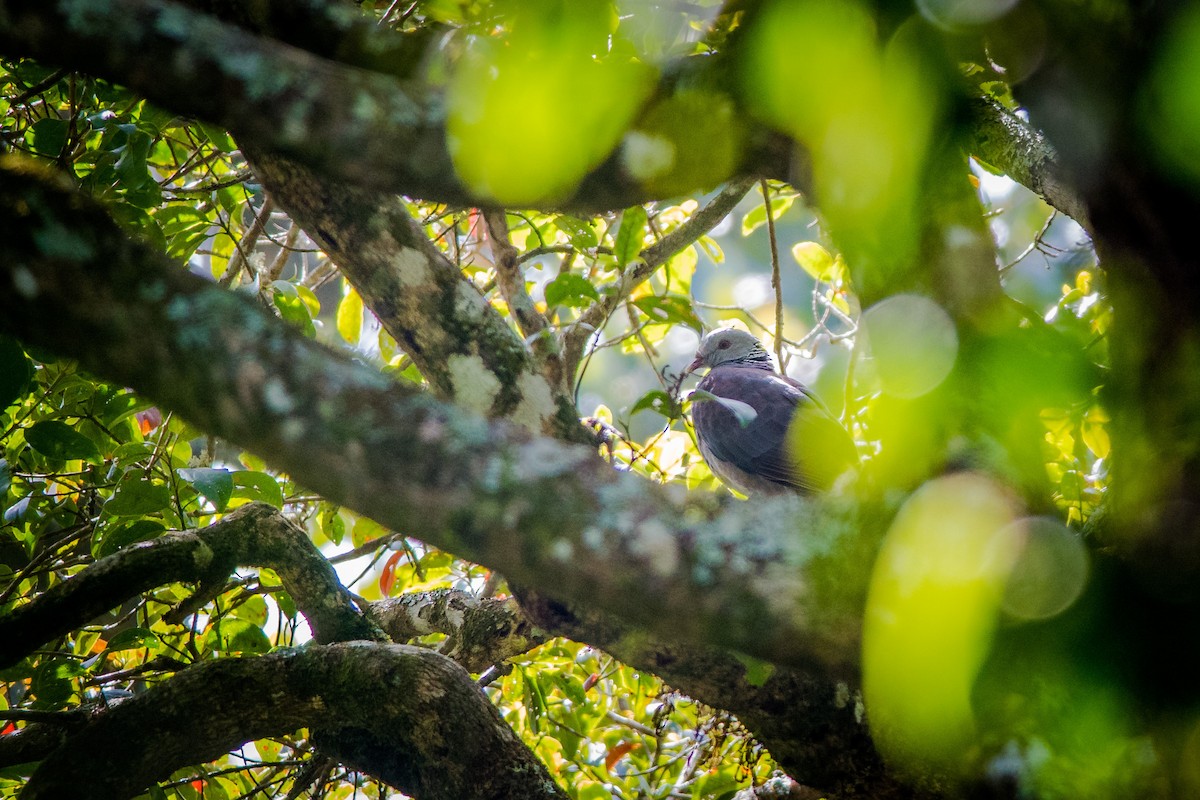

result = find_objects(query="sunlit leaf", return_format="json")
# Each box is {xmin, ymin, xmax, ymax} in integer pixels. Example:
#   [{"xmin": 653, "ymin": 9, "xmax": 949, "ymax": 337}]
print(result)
[
  {"xmin": 791, "ymin": 241, "xmax": 840, "ymax": 282},
  {"xmin": 210, "ymin": 619, "xmax": 271, "ymax": 654},
  {"xmin": 337, "ymin": 286, "xmax": 364, "ymax": 344}
]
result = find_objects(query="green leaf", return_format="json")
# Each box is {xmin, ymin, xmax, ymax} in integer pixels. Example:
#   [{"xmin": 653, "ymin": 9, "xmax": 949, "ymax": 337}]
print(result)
[
  {"xmin": 115, "ymin": 130, "xmax": 153, "ymax": 187},
  {"xmin": 178, "ymin": 467, "xmax": 234, "ymax": 511},
  {"xmin": 104, "ymin": 476, "xmax": 171, "ymax": 516},
  {"xmin": 96, "ymin": 519, "xmax": 167, "ymax": 558},
  {"xmin": 231, "ymin": 471, "xmax": 284, "ymax": 508},
  {"xmin": 544, "ymin": 273, "xmax": 600, "ymax": 308},
  {"xmin": 211, "ymin": 619, "xmax": 271, "ymax": 654},
  {"xmin": 233, "ymin": 595, "xmax": 269, "ymax": 626},
  {"xmin": 741, "ymin": 194, "xmax": 795, "ymax": 236},
  {"xmin": 0, "ymin": 336, "xmax": 34, "ymax": 411},
  {"xmin": 25, "ymin": 420, "xmax": 101, "ymax": 462},
  {"xmin": 31, "ymin": 659, "xmax": 82, "ymax": 709},
  {"xmin": 106, "ymin": 627, "xmax": 161, "ymax": 653},
  {"xmin": 271, "ymin": 281, "xmax": 316, "ymax": 337},
  {"xmin": 630, "ymin": 389, "xmax": 677, "ymax": 419},
  {"xmin": 733, "ymin": 652, "xmax": 776, "ymax": 687},
  {"xmin": 554, "ymin": 215, "xmax": 599, "ymax": 249},
  {"xmin": 614, "ymin": 206, "xmax": 648, "ymax": 267},
  {"xmin": 631, "ymin": 294, "xmax": 702, "ymax": 331},
  {"xmin": 0, "ymin": 459, "xmax": 10, "ymax": 497},
  {"xmin": 26, "ymin": 118, "xmax": 68, "ymax": 158},
  {"xmin": 157, "ymin": 205, "xmax": 212, "ymax": 262},
  {"xmin": 100, "ymin": 391, "xmax": 147, "ymax": 426}
]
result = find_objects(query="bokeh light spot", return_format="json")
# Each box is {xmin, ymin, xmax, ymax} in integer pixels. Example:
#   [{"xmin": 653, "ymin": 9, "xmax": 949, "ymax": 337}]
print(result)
[
  {"xmin": 1001, "ymin": 517, "xmax": 1089, "ymax": 621},
  {"xmin": 863, "ymin": 473, "xmax": 1021, "ymax": 774},
  {"xmin": 862, "ymin": 294, "xmax": 958, "ymax": 398}
]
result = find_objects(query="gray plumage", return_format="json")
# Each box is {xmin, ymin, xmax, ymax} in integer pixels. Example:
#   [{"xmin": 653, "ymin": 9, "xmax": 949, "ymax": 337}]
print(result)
[{"xmin": 687, "ymin": 328, "xmax": 857, "ymax": 495}]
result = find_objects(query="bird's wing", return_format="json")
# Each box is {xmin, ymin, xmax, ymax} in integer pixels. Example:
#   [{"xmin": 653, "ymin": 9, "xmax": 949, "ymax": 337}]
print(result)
[
  {"xmin": 693, "ymin": 367, "xmax": 814, "ymax": 492},
  {"xmin": 692, "ymin": 367, "xmax": 857, "ymax": 494}
]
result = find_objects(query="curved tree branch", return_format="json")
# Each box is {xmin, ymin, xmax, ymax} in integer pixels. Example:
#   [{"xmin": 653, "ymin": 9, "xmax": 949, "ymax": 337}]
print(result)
[
  {"xmin": 370, "ymin": 589, "xmax": 544, "ymax": 674},
  {"xmin": 967, "ymin": 98, "xmax": 1091, "ymax": 231},
  {"xmin": 20, "ymin": 643, "xmax": 567, "ymax": 800},
  {"xmin": 0, "ymin": 503, "xmax": 379, "ymax": 669},
  {"xmin": 0, "ymin": 158, "xmax": 875, "ymax": 679},
  {"xmin": 0, "ymin": 0, "xmax": 1082, "ymax": 226}
]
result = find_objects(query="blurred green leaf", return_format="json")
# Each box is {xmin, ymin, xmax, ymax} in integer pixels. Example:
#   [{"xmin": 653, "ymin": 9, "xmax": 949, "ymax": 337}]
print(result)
[
  {"xmin": 555, "ymin": 215, "xmax": 600, "ymax": 249},
  {"xmin": 615, "ymin": 206, "xmax": 648, "ymax": 267},
  {"xmin": 545, "ymin": 274, "xmax": 600, "ymax": 308}
]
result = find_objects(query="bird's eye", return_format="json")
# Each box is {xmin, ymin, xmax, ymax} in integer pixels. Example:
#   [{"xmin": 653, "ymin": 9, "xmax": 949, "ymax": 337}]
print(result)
[{"xmin": 717, "ymin": 340, "xmax": 731, "ymax": 350}]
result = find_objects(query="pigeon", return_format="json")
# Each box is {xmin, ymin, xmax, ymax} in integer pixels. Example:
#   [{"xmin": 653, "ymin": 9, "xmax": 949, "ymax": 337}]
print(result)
[{"xmin": 686, "ymin": 327, "xmax": 858, "ymax": 495}]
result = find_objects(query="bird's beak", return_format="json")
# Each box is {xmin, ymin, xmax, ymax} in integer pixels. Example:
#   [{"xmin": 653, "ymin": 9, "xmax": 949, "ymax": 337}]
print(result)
[{"xmin": 685, "ymin": 356, "xmax": 704, "ymax": 376}]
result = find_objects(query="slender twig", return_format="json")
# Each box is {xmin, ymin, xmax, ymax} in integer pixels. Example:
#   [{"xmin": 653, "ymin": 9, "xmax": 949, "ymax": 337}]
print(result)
[
  {"xmin": 998, "ymin": 210, "xmax": 1061, "ymax": 276},
  {"xmin": 761, "ymin": 180, "xmax": 785, "ymax": 370}
]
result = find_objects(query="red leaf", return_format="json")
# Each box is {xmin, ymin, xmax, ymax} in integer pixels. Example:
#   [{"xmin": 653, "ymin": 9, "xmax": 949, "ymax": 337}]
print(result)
[
  {"xmin": 379, "ymin": 551, "xmax": 403, "ymax": 596},
  {"xmin": 1, "ymin": 722, "xmax": 15, "ymax": 735},
  {"xmin": 582, "ymin": 672, "xmax": 600, "ymax": 692}
]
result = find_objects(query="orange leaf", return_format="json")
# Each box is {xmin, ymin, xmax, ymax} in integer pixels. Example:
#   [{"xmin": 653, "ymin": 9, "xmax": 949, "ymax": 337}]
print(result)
[
  {"xmin": 379, "ymin": 551, "xmax": 403, "ymax": 596},
  {"xmin": 605, "ymin": 741, "xmax": 639, "ymax": 771},
  {"xmin": 582, "ymin": 672, "xmax": 600, "ymax": 692}
]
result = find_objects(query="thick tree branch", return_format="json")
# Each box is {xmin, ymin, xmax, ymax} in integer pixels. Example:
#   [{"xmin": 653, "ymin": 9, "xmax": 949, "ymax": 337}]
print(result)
[
  {"xmin": 20, "ymin": 643, "xmax": 567, "ymax": 800},
  {"xmin": 370, "ymin": 589, "xmax": 544, "ymax": 674},
  {"xmin": 967, "ymin": 98, "xmax": 1090, "ymax": 230},
  {"xmin": 244, "ymin": 150, "xmax": 583, "ymax": 439},
  {"xmin": 0, "ymin": 0, "xmax": 1081, "ymax": 225},
  {"xmin": 0, "ymin": 159, "xmax": 874, "ymax": 678},
  {"xmin": 0, "ymin": 503, "xmax": 379, "ymax": 669}
]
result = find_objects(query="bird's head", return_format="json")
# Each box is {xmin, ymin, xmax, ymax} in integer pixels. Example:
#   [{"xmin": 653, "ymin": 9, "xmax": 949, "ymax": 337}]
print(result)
[{"xmin": 686, "ymin": 327, "xmax": 773, "ymax": 374}]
